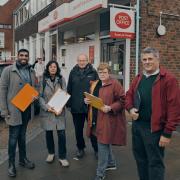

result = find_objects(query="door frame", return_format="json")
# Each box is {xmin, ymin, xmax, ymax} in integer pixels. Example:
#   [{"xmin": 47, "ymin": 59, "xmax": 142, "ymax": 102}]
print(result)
[{"xmin": 100, "ymin": 38, "xmax": 130, "ymax": 91}]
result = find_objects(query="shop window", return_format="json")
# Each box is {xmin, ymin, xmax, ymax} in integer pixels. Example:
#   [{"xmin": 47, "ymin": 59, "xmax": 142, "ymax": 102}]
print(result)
[
  {"xmin": 51, "ymin": 33, "xmax": 57, "ymax": 61},
  {"xmin": 61, "ymin": 49, "xmax": 66, "ymax": 67},
  {"xmin": 101, "ymin": 40, "xmax": 125, "ymax": 85}
]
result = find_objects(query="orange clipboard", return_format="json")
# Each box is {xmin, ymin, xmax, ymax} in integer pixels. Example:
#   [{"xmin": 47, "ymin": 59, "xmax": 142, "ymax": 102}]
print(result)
[
  {"xmin": 84, "ymin": 92, "xmax": 104, "ymax": 110},
  {"xmin": 11, "ymin": 83, "xmax": 39, "ymax": 112}
]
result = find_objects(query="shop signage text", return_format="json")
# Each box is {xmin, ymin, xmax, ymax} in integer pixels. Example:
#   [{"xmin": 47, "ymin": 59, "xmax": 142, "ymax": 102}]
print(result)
[{"xmin": 110, "ymin": 8, "xmax": 135, "ymax": 39}]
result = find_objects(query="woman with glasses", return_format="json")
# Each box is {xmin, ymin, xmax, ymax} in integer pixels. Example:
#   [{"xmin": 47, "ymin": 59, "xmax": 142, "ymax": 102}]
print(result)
[{"xmin": 85, "ymin": 63, "xmax": 127, "ymax": 180}]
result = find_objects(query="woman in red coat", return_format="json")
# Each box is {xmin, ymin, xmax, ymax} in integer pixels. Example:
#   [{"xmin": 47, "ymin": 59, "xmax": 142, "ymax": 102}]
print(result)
[{"xmin": 85, "ymin": 63, "xmax": 126, "ymax": 180}]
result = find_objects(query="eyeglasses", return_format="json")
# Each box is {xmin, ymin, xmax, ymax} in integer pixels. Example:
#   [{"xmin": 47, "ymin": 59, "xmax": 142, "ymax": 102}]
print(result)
[{"xmin": 98, "ymin": 71, "xmax": 109, "ymax": 74}]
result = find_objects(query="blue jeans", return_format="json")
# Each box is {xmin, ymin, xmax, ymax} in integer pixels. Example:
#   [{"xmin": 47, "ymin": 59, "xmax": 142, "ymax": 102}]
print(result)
[
  {"xmin": 96, "ymin": 143, "xmax": 116, "ymax": 177},
  {"xmin": 46, "ymin": 130, "xmax": 67, "ymax": 159},
  {"xmin": 8, "ymin": 114, "xmax": 29, "ymax": 163}
]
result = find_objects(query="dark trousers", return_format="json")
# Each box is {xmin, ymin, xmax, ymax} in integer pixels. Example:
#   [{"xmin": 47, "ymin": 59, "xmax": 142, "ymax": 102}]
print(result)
[
  {"xmin": 132, "ymin": 122, "xmax": 165, "ymax": 180},
  {"xmin": 46, "ymin": 130, "xmax": 66, "ymax": 159},
  {"xmin": 8, "ymin": 113, "xmax": 29, "ymax": 163},
  {"xmin": 90, "ymin": 134, "xmax": 98, "ymax": 152},
  {"xmin": 72, "ymin": 113, "xmax": 98, "ymax": 152}
]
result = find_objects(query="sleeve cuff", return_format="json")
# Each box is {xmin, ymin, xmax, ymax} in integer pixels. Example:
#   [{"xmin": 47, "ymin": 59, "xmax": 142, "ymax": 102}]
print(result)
[{"xmin": 162, "ymin": 131, "xmax": 172, "ymax": 138}]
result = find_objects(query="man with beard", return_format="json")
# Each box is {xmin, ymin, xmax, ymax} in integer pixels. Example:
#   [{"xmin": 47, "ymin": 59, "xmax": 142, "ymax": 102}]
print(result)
[{"xmin": 0, "ymin": 49, "xmax": 36, "ymax": 177}]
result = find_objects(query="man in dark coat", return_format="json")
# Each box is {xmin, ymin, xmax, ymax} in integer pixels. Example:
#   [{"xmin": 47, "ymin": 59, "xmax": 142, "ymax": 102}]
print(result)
[
  {"xmin": 126, "ymin": 47, "xmax": 180, "ymax": 180},
  {"xmin": 0, "ymin": 49, "xmax": 36, "ymax": 177},
  {"xmin": 67, "ymin": 54, "xmax": 98, "ymax": 159}
]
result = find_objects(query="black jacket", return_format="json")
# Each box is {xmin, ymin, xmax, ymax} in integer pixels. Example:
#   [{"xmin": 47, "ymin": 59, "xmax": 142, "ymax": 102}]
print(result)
[{"xmin": 67, "ymin": 63, "xmax": 98, "ymax": 113}]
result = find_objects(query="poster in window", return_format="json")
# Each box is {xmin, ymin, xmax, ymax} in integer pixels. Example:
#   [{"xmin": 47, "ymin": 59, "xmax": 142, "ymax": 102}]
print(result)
[{"xmin": 89, "ymin": 46, "xmax": 94, "ymax": 64}]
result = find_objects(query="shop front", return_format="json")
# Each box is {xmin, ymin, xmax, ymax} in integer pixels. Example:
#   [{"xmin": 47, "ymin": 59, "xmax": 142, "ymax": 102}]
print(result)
[{"xmin": 38, "ymin": 0, "xmax": 134, "ymax": 89}]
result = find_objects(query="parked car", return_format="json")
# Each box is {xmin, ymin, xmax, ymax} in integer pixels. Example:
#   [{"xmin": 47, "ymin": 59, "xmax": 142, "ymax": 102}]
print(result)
[{"xmin": 0, "ymin": 60, "xmax": 14, "ymax": 120}]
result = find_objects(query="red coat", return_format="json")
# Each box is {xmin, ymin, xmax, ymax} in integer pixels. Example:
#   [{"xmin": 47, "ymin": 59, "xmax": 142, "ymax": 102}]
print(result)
[
  {"xmin": 125, "ymin": 67, "xmax": 180, "ymax": 135},
  {"xmin": 87, "ymin": 78, "xmax": 127, "ymax": 146}
]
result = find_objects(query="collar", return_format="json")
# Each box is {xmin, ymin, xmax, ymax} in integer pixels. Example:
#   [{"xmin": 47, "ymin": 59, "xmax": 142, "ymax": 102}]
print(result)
[
  {"xmin": 12, "ymin": 62, "xmax": 33, "ymax": 72},
  {"xmin": 143, "ymin": 69, "xmax": 160, "ymax": 77}
]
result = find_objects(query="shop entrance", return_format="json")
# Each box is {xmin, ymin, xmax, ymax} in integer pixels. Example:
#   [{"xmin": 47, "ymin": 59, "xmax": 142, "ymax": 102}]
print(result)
[
  {"xmin": 50, "ymin": 30, "xmax": 57, "ymax": 61},
  {"xmin": 101, "ymin": 39, "xmax": 126, "ymax": 85}
]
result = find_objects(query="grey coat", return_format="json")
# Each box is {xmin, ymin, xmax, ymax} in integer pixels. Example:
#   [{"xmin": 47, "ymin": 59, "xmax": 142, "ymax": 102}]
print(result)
[
  {"xmin": 0, "ymin": 63, "xmax": 36, "ymax": 126},
  {"xmin": 39, "ymin": 76, "xmax": 66, "ymax": 130}
]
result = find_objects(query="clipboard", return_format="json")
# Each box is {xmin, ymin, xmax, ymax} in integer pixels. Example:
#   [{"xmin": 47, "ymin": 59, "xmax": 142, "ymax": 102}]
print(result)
[
  {"xmin": 11, "ymin": 83, "xmax": 39, "ymax": 112},
  {"xmin": 84, "ymin": 92, "xmax": 104, "ymax": 110},
  {"xmin": 47, "ymin": 88, "xmax": 70, "ymax": 114}
]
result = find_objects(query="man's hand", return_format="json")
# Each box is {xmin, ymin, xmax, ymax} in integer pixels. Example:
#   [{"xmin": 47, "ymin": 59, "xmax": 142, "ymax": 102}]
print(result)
[
  {"xmin": 100, "ymin": 105, "xmax": 111, "ymax": 113},
  {"xmin": 159, "ymin": 135, "xmax": 171, "ymax": 147},
  {"xmin": 1, "ymin": 112, "xmax": 10, "ymax": 120},
  {"xmin": 32, "ymin": 95, "xmax": 38, "ymax": 102},
  {"xmin": 129, "ymin": 108, "xmax": 139, "ymax": 120},
  {"xmin": 5, "ymin": 114, "xmax": 10, "ymax": 121}
]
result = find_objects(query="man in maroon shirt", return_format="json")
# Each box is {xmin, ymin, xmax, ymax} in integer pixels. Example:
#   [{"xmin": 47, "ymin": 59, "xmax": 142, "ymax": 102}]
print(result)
[{"xmin": 126, "ymin": 47, "xmax": 180, "ymax": 180}]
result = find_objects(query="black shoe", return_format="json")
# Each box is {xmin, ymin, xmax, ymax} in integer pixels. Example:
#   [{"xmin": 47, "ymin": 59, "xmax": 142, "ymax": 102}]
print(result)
[
  {"xmin": 76, "ymin": 149, "xmax": 85, "ymax": 159},
  {"xmin": 19, "ymin": 158, "xmax": 35, "ymax": 169},
  {"xmin": 8, "ymin": 163, "xmax": 16, "ymax": 177},
  {"xmin": 94, "ymin": 175, "xmax": 105, "ymax": 180}
]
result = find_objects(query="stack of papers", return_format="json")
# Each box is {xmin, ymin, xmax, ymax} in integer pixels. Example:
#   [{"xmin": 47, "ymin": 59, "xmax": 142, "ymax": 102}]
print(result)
[{"xmin": 47, "ymin": 88, "xmax": 70, "ymax": 114}]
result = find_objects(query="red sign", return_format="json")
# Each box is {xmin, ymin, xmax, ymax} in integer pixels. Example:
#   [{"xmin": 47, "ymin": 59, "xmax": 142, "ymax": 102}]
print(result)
[
  {"xmin": 115, "ymin": 12, "xmax": 131, "ymax": 29},
  {"xmin": 89, "ymin": 46, "xmax": 94, "ymax": 64},
  {"xmin": 110, "ymin": 8, "xmax": 135, "ymax": 39}
]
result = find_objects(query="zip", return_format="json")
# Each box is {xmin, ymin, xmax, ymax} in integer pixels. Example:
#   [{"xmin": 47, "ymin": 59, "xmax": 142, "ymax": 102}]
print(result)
[{"xmin": 151, "ymin": 74, "xmax": 161, "ymax": 133}]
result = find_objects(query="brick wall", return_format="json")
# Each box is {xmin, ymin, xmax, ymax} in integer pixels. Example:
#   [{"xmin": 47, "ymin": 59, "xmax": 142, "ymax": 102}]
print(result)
[
  {"xmin": 0, "ymin": 0, "xmax": 21, "ymax": 56},
  {"xmin": 130, "ymin": 0, "xmax": 180, "ymax": 84}
]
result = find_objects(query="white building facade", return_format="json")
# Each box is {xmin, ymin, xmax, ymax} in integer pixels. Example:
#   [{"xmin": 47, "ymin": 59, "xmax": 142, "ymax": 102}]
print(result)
[{"xmin": 15, "ymin": 0, "xmax": 133, "ymax": 91}]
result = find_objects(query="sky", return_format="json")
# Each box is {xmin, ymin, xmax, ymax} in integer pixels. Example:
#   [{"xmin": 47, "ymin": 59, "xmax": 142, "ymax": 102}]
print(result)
[{"xmin": 0, "ymin": 0, "xmax": 8, "ymax": 6}]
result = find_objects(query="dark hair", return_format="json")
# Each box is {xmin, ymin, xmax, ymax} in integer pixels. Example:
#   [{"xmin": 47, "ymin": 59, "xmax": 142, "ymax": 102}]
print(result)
[
  {"xmin": 18, "ymin": 49, "xmax": 29, "ymax": 56},
  {"xmin": 44, "ymin": 60, "xmax": 62, "ymax": 79}
]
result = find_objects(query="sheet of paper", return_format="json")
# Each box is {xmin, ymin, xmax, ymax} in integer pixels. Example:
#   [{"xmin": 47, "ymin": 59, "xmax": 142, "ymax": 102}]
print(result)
[{"xmin": 47, "ymin": 88, "xmax": 70, "ymax": 114}]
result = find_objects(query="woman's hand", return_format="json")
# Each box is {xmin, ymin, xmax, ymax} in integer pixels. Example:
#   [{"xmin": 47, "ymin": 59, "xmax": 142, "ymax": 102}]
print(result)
[
  {"xmin": 84, "ymin": 98, "xmax": 91, "ymax": 105},
  {"xmin": 55, "ymin": 109, "xmax": 62, "ymax": 116},
  {"xmin": 48, "ymin": 107, "xmax": 55, "ymax": 113},
  {"xmin": 100, "ymin": 105, "xmax": 111, "ymax": 113}
]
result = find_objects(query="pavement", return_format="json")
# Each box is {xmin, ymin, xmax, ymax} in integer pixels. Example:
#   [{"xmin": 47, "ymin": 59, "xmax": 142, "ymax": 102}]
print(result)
[{"xmin": 0, "ymin": 111, "xmax": 180, "ymax": 180}]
